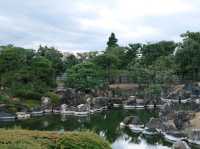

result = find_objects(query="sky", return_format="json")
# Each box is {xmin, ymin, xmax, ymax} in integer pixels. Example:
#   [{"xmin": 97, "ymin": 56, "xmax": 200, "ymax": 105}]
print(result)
[{"xmin": 0, "ymin": 0, "xmax": 200, "ymax": 52}]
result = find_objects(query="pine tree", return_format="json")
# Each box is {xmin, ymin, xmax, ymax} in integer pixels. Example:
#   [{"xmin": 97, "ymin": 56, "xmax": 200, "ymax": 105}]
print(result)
[{"xmin": 107, "ymin": 33, "xmax": 118, "ymax": 48}]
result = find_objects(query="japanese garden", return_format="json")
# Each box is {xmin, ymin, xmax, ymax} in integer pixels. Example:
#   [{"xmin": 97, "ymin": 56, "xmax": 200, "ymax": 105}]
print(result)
[{"xmin": 1, "ymin": 31, "xmax": 200, "ymax": 149}]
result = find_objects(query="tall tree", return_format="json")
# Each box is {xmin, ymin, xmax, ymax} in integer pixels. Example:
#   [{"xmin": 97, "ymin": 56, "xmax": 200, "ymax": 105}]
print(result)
[
  {"xmin": 93, "ymin": 54, "xmax": 118, "ymax": 83},
  {"xmin": 105, "ymin": 46, "xmax": 126, "ymax": 69},
  {"xmin": 63, "ymin": 54, "xmax": 79, "ymax": 70},
  {"xmin": 141, "ymin": 41, "xmax": 176, "ymax": 66},
  {"xmin": 65, "ymin": 62, "xmax": 104, "ymax": 91},
  {"xmin": 175, "ymin": 31, "xmax": 200, "ymax": 81},
  {"xmin": 107, "ymin": 33, "xmax": 118, "ymax": 49},
  {"xmin": 0, "ymin": 45, "xmax": 57, "ymax": 99},
  {"xmin": 0, "ymin": 46, "xmax": 35, "ymax": 74},
  {"xmin": 38, "ymin": 46, "xmax": 64, "ymax": 75},
  {"xmin": 124, "ymin": 43, "xmax": 142, "ymax": 68}
]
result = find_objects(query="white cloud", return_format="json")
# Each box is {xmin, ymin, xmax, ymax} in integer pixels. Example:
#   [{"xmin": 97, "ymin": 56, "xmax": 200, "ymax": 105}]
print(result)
[
  {"xmin": 121, "ymin": 26, "xmax": 161, "ymax": 39},
  {"xmin": 116, "ymin": 0, "xmax": 194, "ymax": 17},
  {"xmin": 77, "ymin": 0, "xmax": 196, "ymax": 44}
]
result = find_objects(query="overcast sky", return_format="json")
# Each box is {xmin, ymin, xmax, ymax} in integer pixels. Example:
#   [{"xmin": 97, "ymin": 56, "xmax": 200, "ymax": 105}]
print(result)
[{"xmin": 0, "ymin": 0, "xmax": 200, "ymax": 52}]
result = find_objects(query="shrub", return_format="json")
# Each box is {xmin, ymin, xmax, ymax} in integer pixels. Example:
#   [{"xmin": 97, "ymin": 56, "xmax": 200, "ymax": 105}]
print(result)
[
  {"xmin": 45, "ymin": 92, "xmax": 60, "ymax": 105},
  {"xmin": 13, "ymin": 88, "xmax": 42, "ymax": 100},
  {"xmin": 0, "ymin": 95, "xmax": 10, "ymax": 103},
  {"xmin": 0, "ymin": 129, "xmax": 111, "ymax": 149},
  {"xmin": 56, "ymin": 132, "xmax": 111, "ymax": 149}
]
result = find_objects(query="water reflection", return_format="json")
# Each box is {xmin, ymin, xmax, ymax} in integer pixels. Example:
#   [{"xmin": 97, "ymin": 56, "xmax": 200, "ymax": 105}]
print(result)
[
  {"xmin": 112, "ymin": 135, "xmax": 171, "ymax": 149},
  {"xmin": 0, "ymin": 109, "xmax": 172, "ymax": 149}
]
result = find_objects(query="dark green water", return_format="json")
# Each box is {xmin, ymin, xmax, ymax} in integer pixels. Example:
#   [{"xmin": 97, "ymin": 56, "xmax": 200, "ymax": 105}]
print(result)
[{"xmin": 0, "ymin": 109, "xmax": 173, "ymax": 149}]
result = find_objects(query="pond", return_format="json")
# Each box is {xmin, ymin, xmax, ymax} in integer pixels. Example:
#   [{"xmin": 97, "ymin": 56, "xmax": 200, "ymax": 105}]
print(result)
[{"xmin": 0, "ymin": 109, "xmax": 175, "ymax": 149}]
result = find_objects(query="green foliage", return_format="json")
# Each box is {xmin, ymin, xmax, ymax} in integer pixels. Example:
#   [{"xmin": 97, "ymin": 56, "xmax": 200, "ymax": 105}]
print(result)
[
  {"xmin": 0, "ymin": 95, "xmax": 10, "ymax": 103},
  {"xmin": 31, "ymin": 56, "xmax": 55, "ymax": 87},
  {"xmin": 141, "ymin": 41, "xmax": 176, "ymax": 66},
  {"xmin": 105, "ymin": 47, "xmax": 127, "ymax": 69},
  {"xmin": 0, "ymin": 45, "xmax": 35, "ymax": 74},
  {"xmin": 1, "ymin": 31, "xmax": 200, "ymax": 103},
  {"xmin": 107, "ymin": 32, "xmax": 118, "ymax": 49},
  {"xmin": 144, "ymin": 84, "xmax": 162, "ymax": 104},
  {"xmin": 144, "ymin": 84, "xmax": 162, "ymax": 103},
  {"xmin": 175, "ymin": 31, "xmax": 200, "ymax": 81},
  {"xmin": 93, "ymin": 53, "xmax": 118, "ymax": 69},
  {"xmin": 0, "ymin": 139, "xmax": 44, "ymax": 149},
  {"xmin": 12, "ymin": 85, "xmax": 42, "ymax": 100},
  {"xmin": 45, "ymin": 92, "xmax": 60, "ymax": 105},
  {"xmin": 38, "ymin": 46, "xmax": 64, "ymax": 75},
  {"xmin": 0, "ymin": 45, "xmax": 61, "ymax": 100},
  {"xmin": 0, "ymin": 129, "xmax": 111, "ymax": 149},
  {"xmin": 145, "ymin": 84, "xmax": 161, "ymax": 97},
  {"xmin": 147, "ymin": 56, "xmax": 177, "ymax": 85},
  {"xmin": 63, "ymin": 54, "xmax": 79, "ymax": 70},
  {"xmin": 66, "ymin": 62, "xmax": 104, "ymax": 91},
  {"xmin": 124, "ymin": 43, "xmax": 141, "ymax": 67},
  {"xmin": 93, "ymin": 53, "xmax": 119, "ymax": 83},
  {"xmin": 128, "ymin": 62, "xmax": 152, "ymax": 84},
  {"xmin": 23, "ymin": 100, "xmax": 41, "ymax": 109},
  {"xmin": 56, "ymin": 132, "xmax": 111, "ymax": 149}
]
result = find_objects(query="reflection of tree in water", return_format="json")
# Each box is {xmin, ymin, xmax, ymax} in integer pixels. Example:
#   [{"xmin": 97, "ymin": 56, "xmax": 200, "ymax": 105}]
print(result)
[{"xmin": 81, "ymin": 111, "xmax": 124, "ymax": 142}]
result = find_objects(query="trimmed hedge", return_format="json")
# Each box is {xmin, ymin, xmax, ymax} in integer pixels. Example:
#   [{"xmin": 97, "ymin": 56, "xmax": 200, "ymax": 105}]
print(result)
[{"xmin": 0, "ymin": 129, "xmax": 111, "ymax": 149}]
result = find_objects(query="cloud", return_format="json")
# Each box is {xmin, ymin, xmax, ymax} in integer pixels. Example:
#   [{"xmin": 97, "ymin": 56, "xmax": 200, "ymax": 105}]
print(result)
[{"xmin": 0, "ymin": 0, "xmax": 200, "ymax": 52}]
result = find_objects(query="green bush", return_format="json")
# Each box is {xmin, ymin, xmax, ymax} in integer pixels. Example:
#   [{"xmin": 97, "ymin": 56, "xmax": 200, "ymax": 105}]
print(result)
[
  {"xmin": 23, "ymin": 99, "xmax": 41, "ymax": 109},
  {"xmin": 0, "ymin": 95, "xmax": 10, "ymax": 103},
  {"xmin": 0, "ymin": 129, "xmax": 111, "ymax": 149},
  {"xmin": 13, "ymin": 87, "xmax": 42, "ymax": 100},
  {"xmin": 56, "ymin": 132, "xmax": 111, "ymax": 149},
  {"xmin": 0, "ymin": 139, "xmax": 44, "ymax": 149},
  {"xmin": 45, "ymin": 92, "xmax": 60, "ymax": 105}
]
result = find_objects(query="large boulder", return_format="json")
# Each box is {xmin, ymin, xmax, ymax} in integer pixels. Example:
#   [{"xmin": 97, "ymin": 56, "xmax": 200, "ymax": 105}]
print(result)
[
  {"xmin": 174, "ymin": 112, "xmax": 192, "ymax": 130},
  {"xmin": 61, "ymin": 104, "xmax": 67, "ymax": 112},
  {"xmin": 92, "ymin": 97, "xmax": 108, "ymax": 108},
  {"xmin": 128, "ymin": 96, "xmax": 136, "ymax": 101},
  {"xmin": 188, "ymin": 129, "xmax": 200, "ymax": 142},
  {"xmin": 124, "ymin": 99, "xmax": 136, "ymax": 105},
  {"xmin": 41, "ymin": 97, "xmax": 51, "ymax": 106},
  {"xmin": 131, "ymin": 116, "xmax": 142, "ymax": 125},
  {"xmin": 77, "ymin": 104, "xmax": 89, "ymax": 111},
  {"xmin": 163, "ymin": 120, "xmax": 177, "ymax": 132},
  {"xmin": 160, "ymin": 103, "xmax": 173, "ymax": 118},
  {"xmin": 61, "ymin": 89, "xmax": 86, "ymax": 106},
  {"xmin": 172, "ymin": 141, "xmax": 190, "ymax": 149},
  {"xmin": 123, "ymin": 116, "xmax": 142, "ymax": 125},
  {"xmin": 136, "ymin": 99, "xmax": 145, "ymax": 105},
  {"xmin": 110, "ymin": 97, "xmax": 123, "ymax": 105},
  {"xmin": 146, "ymin": 118, "xmax": 165, "ymax": 131},
  {"xmin": 123, "ymin": 116, "xmax": 133, "ymax": 125}
]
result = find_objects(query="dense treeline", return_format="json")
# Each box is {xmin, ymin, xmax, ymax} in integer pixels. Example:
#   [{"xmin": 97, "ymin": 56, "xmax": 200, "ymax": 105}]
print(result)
[
  {"xmin": 0, "ymin": 31, "xmax": 200, "ymax": 101},
  {"xmin": 65, "ymin": 31, "xmax": 200, "ymax": 101},
  {"xmin": 0, "ymin": 45, "xmax": 64, "ymax": 100}
]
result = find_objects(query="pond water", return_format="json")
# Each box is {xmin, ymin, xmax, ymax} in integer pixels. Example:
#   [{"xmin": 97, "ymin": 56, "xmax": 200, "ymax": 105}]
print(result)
[{"xmin": 0, "ymin": 109, "xmax": 173, "ymax": 149}]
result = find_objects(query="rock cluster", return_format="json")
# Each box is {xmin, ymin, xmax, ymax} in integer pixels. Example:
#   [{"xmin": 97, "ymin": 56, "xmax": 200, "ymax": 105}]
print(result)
[{"xmin": 172, "ymin": 141, "xmax": 191, "ymax": 149}]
